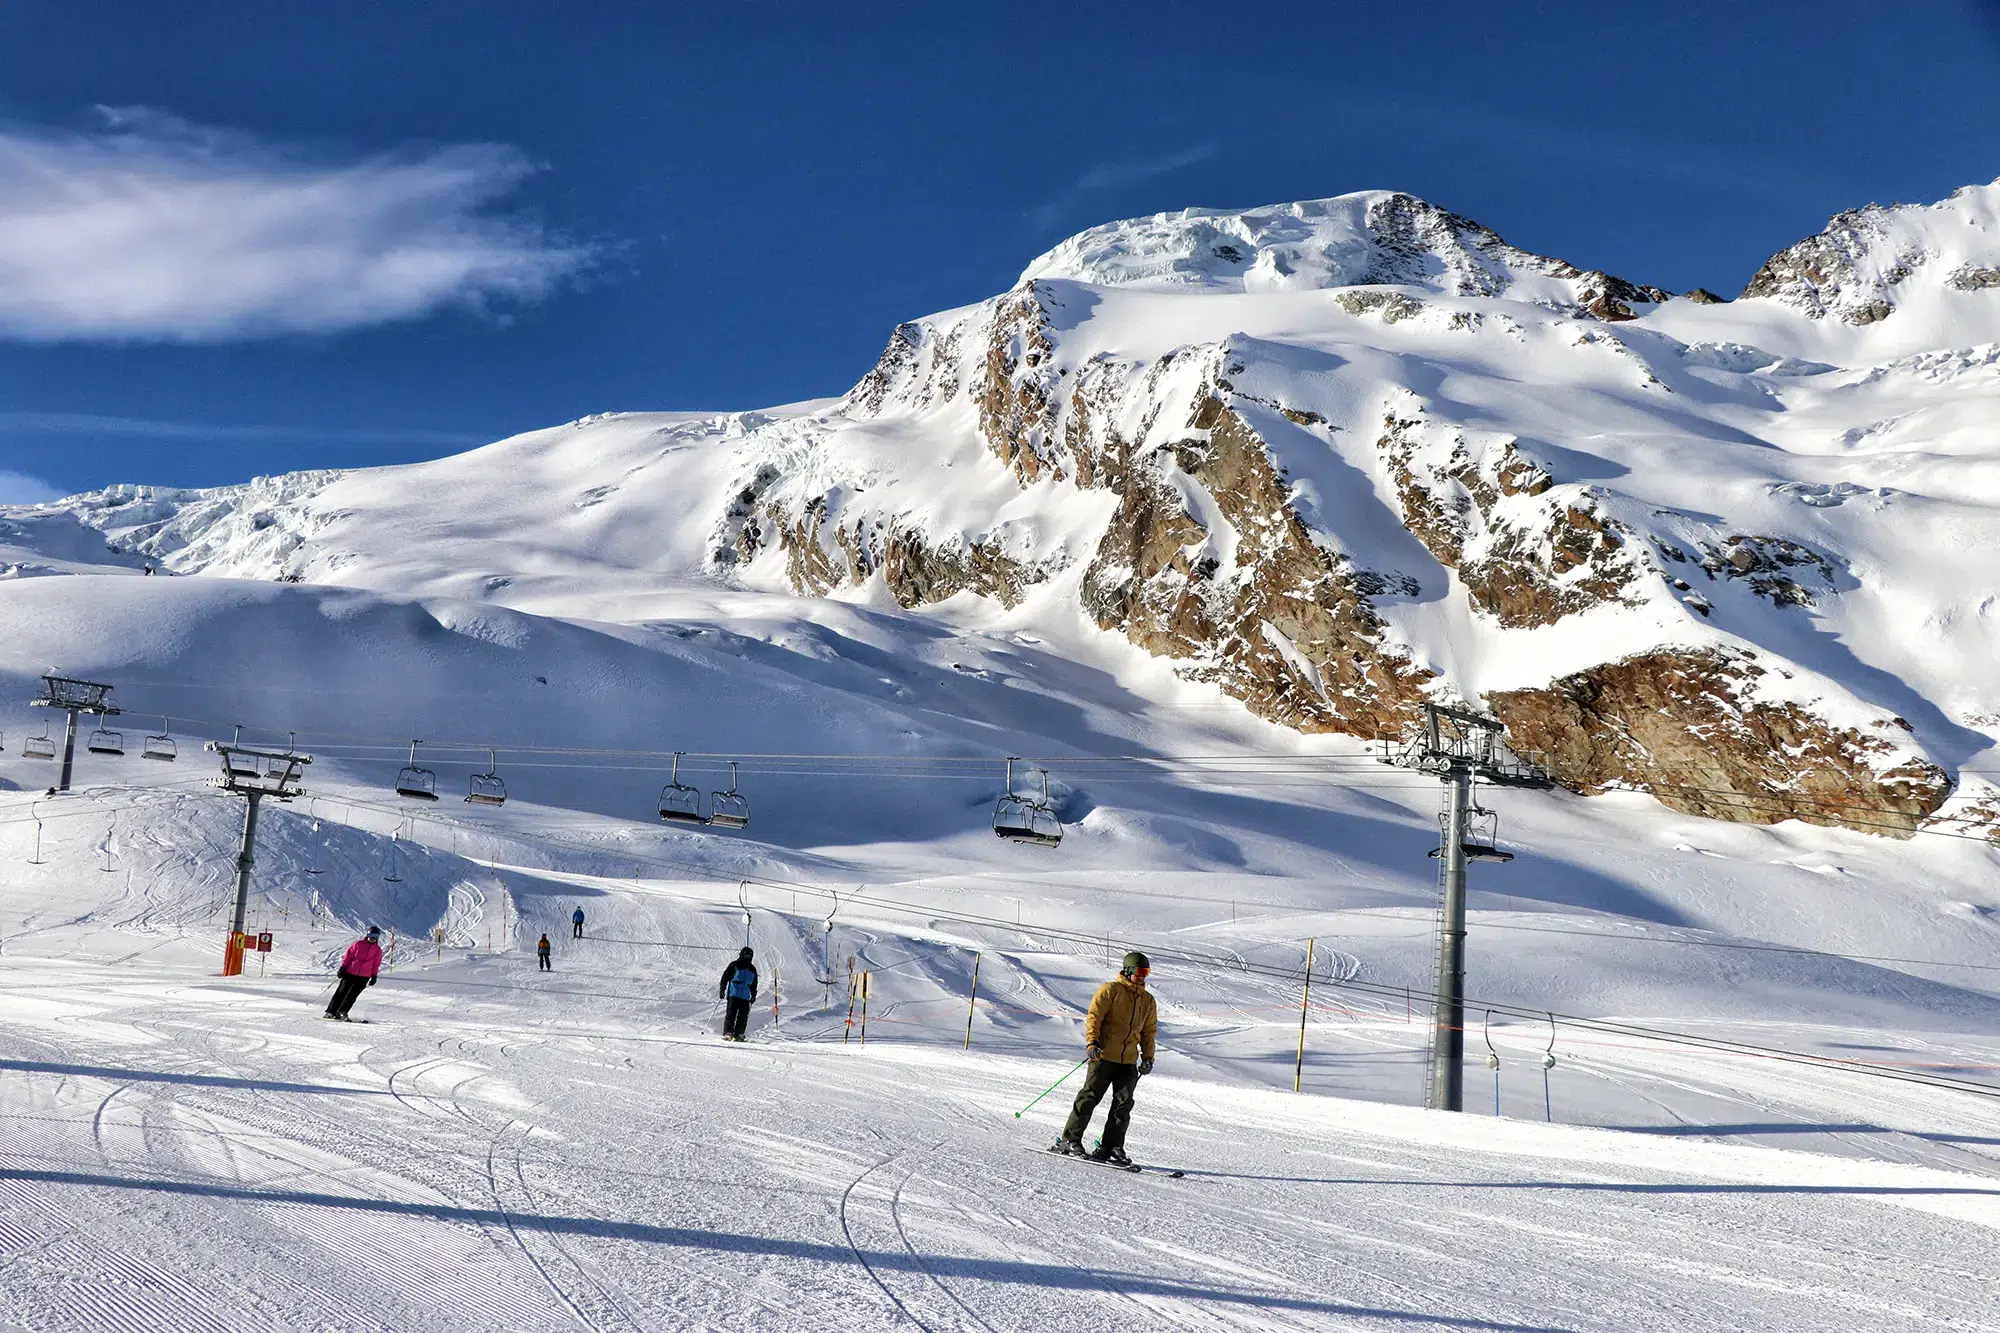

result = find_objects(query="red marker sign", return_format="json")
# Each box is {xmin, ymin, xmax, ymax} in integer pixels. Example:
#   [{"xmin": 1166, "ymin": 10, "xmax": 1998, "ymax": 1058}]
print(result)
[{"xmin": 256, "ymin": 932, "xmax": 273, "ymax": 952}]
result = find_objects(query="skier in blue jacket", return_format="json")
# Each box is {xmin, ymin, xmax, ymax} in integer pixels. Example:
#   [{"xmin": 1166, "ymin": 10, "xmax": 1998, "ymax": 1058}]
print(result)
[{"xmin": 719, "ymin": 947, "xmax": 758, "ymax": 1041}]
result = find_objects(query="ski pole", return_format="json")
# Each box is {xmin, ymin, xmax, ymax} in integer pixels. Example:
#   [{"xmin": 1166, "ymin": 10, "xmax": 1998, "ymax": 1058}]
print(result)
[{"xmin": 1013, "ymin": 1058, "xmax": 1090, "ymax": 1118}]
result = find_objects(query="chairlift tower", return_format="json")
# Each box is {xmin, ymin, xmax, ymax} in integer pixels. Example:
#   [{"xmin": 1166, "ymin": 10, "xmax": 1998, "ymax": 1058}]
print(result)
[
  {"xmin": 31, "ymin": 675, "xmax": 118, "ymax": 793},
  {"xmin": 207, "ymin": 739, "xmax": 310, "ymax": 957},
  {"xmin": 1382, "ymin": 704, "xmax": 1550, "ymax": 1112}
]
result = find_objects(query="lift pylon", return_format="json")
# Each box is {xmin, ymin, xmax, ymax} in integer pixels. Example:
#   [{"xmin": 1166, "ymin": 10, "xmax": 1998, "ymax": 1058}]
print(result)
[{"xmin": 1382, "ymin": 703, "xmax": 1549, "ymax": 1112}]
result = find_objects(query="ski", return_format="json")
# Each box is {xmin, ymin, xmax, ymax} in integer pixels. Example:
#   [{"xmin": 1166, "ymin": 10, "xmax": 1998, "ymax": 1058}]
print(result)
[{"xmin": 1034, "ymin": 1146, "xmax": 1180, "ymax": 1177}]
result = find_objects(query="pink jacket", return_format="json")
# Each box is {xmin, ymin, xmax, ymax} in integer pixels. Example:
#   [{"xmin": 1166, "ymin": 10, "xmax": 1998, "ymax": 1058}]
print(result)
[{"xmin": 341, "ymin": 938, "xmax": 384, "ymax": 979}]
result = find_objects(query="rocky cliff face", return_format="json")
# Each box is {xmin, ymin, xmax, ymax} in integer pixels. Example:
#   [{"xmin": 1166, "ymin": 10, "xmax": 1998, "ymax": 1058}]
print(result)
[{"xmin": 1489, "ymin": 649, "xmax": 1950, "ymax": 835}]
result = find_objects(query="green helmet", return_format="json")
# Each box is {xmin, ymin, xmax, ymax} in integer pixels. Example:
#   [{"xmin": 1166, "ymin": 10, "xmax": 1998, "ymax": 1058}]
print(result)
[{"xmin": 1120, "ymin": 950, "xmax": 1150, "ymax": 975}]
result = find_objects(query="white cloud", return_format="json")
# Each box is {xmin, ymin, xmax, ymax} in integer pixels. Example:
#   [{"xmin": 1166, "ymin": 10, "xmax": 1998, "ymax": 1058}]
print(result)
[
  {"xmin": 1026, "ymin": 143, "xmax": 1219, "ymax": 232},
  {"xmin": 0, "ymin": 108, "xmax": 594, "ymax": 341},
  {"xmin": 0, "ymin": 469, "xmax": 62, "ymax": 504}
]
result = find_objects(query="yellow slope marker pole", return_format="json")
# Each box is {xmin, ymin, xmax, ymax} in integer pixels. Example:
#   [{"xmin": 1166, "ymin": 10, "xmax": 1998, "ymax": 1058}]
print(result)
[{"xmin": 1295, "ymin": 938, "xmax": 1315, "ymax": 1093}]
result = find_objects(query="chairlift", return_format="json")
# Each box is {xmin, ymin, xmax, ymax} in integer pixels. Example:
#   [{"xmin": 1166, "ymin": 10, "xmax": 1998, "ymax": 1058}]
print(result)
[
  {"xmin": 395, "ymin": 739, "xmax": 439, "ymax": 801},
  {"xmin": 466, "ymin": 748, "xmax": 506, "ymax": 806},
  {"xmin": 657, "ymin": 752, "xmax": 706, "ymax": 824},
  {"xmin": 265, "ymin": 731, "xmax": 297, "ymax": 779},
  {"xmin": 225, "ymin": 726, "xmax": 262, "ymax": 778},
  {"xmin": 1427, "ymin": 803, "xmax": 1513, "ymax": 863},
  {"xmin": 86, "ymin": 711, "xmax": 125, "ymax": 756},
  {"xmin": 23, "ymin": 724, "xmax": 55, "ymax": 761},
  {"xmin": 707, "ymin": 760, "xmax": 749, "ymax": 830},
  {"xmin": 303, "ymin": 800, "xmax": 326, "ymax": 876},
  {"xmin": 141, "ymin": 715, "xmax": 177, "ymax": 762},
  {"xmin": 385, "ymin": 834, "xmax": 403, "ymax": 884},
  {"xmin": 992, "ymin": 758, "xmax": 1062, "ymax": 848}
]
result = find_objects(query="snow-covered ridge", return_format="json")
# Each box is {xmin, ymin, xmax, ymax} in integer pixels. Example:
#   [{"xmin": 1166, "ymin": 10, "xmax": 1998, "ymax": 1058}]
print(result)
[
  {"xmin": 1020, "ymin": 189, "xmax": 1676, "ymax": 319},
  {"xmin": 1741, "ymin": 178, "xmax": 2000, "ymax": 325}
]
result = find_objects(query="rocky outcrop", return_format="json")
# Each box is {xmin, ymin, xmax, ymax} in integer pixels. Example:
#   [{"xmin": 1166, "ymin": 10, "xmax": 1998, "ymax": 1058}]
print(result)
[
  {"xmin": 1375, "ymin": 407, "xmax": 1647, "ymax": 628},
  {"xmin": 1740, "ymin": 202, "xmax": 1933, "ymax": 324},
  {"xmin": 976, "ymin": 284, "xmax": 1066, "ymax": 484},
  {"xmin": 759, "ymin": 494, "xmax": 1046, "ymax": 610},
  {"xmin": 1488, "ymin": 649, "xmax": 1951, "ymax": 836},
  {"xmin": 1080, "ymin": 388, "xmax": 1431, "ymax": 736}
]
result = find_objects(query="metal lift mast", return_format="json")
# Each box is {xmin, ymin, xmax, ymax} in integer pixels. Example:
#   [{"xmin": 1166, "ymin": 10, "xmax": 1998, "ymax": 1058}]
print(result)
[
  {"xmin": 208, "ymin": 738, "xmax": 310, "ymax": 972},
  {"xmin": 1382, "ymin": 704, "xmax": 1550, "ymax": 1111},
  {"xmin": 31, "ymin": 675, "xmax": 119, "ymax": 793}
]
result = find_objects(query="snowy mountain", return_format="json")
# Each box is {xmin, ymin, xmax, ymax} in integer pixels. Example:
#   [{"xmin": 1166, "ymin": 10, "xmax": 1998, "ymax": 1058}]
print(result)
[
  {"xmin": 5, "ymin": 185, "xmax": 2000, "ymax": 1333},
  {"xmin": 13, "ymin": 183, "xmax": 2000, "ymax": 843}
]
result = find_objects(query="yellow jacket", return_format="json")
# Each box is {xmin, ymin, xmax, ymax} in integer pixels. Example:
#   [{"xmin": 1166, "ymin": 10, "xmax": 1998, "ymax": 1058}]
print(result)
[{"xmin": 1084, "ymin": 975, "xmax": 1157, "ymax": 1065}]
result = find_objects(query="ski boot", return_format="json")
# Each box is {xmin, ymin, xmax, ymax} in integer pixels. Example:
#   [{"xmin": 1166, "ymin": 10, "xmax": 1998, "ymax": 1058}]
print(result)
[
  {"xmin": 1050, "ymin": 1135, "xmax": 1084, "ymax": 1156},
  {"xmin": 1089, "ymin": 1143, "xmax": 1132, "ymax": 1167}
]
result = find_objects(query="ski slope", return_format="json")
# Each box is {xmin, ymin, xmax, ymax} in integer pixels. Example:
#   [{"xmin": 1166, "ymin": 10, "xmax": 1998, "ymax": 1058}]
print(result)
[{"xmin": 1, "ymin": 774, "xmax": 1998, "ymax": 1331}]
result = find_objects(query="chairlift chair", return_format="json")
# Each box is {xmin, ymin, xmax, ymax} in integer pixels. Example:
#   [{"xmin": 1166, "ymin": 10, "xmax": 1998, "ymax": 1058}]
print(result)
[
  {"xmin": 265, "ymin": 732, "xmax": 298, "ymax": 779},
  {"xmin": 1427, "ymin": 803, "xmax": 1514, "ymax": 863},
  {"xmin": 707, "ymin": 760, "xmax": 749, "ymax": 830},
  {"xmin": 224, "ymin": 726, "xmax": 262, "ymax": 778},
  {"xmin": 657, "ymin": 752, "xmax": 706, "ymax": 824},
  {"xmin": 141, "ymin": 715, "xmax": 177, "ymax": 762},
  {"xmin": 467, "ymin": 748, "xmax": 507, "ymax": 806},
  {"xmin": 23, "ymin": 724, "xmax": 55, "ymax": 761},
  {"xmin": 992, "ymin": 759, "xmax": 1062, "ymax": 848},
  {"xmin": 86, "ymin": 712, "xmax": 125, "ymax": 756},
  {"xmin": 395, "ymin": 740, "xmax": 439, "ymax": 801}
]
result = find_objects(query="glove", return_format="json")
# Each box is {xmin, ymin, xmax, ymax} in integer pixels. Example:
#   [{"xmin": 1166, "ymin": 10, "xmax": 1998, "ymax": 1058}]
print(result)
[
  {"xmin": 1084, "ymin": 1044, "xmax": 1100, "ymax": 1062},
  {"xmin": 367, "ymin": 975, "xmax": 377, "ymax": 986},
  {"xmin": 1139, "ymin": 1057, "xmax": 1154, "ymax": 1076}
]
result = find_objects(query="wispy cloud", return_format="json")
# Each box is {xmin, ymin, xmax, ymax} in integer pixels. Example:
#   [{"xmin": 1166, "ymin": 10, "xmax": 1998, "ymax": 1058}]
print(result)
[
  {"xmin": 0, "ymin": 469, "xmax": 61, "ymax": 504},
  {"xmin": 1026, "ymin": 142, "xmax": 1218, "ymax": 233},
  {"xmin": 0, "ymin": 410, "xmax": 484, "ymax": 449},
  {"xmin": 0, "ymin": 107, "xmax": 595, "ymax": 342}
]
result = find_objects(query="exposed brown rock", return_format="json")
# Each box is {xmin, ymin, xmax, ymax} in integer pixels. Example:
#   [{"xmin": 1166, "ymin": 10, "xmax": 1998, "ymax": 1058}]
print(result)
[
  {"xmin": 1375, "ymin": 410, "xmax": 1644, "ymax": 628},
  {"xmin": 977, "ymin": 284, "xmax": 1066, "ymax": 484},
  {"xmin": 1080, "ymin": 388, "xmax": 1431, "ymax": 736},
  {"xmin": 1488, "ymin": 648, "xmax": 1951, "ymax": 835}
]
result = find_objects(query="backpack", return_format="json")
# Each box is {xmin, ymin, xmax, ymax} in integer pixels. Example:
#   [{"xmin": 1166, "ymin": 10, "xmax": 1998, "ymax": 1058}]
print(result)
[{"xmin": 726, "ymin": 964, "xmax": 757, "ymax": 1001}]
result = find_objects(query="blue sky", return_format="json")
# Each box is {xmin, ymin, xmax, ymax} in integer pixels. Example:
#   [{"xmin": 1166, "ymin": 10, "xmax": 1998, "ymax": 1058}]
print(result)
[{"xmin": 2, "ymin": 1, "xmax": 1998, "ymax": 498}]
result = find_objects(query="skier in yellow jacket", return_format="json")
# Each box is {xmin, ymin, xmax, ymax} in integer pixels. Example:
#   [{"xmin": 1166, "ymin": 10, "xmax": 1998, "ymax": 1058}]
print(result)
[{"xmin": 1053, "ymin": 951, "xmax": 1157, "ymax": 1165}]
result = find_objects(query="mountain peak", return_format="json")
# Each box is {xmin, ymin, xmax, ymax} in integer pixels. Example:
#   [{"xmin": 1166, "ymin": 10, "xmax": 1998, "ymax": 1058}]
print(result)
[
  {"xmin": 1739, "ymin": 179, "xmax": 2000, "ymax": 324},
  {"xmin": 1019, "ymin": 190, "xmax": 1668, "ymax": 314}
]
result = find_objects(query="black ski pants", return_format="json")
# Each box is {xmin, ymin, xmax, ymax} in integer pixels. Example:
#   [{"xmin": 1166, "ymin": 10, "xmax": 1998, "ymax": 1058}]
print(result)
[
  {"xmin": 572, "ymin": 921, "xmax": 583, "ymax": 939},
  {"xmin": 538, "ymin": 952, "xmax": 551, "ymax": 971},
  {"xmin": 327, "ymin": 972, "xmax": 368, "ymax": 1019},
  {"xmin": 723, "ymin": 996, "xmax": 751, "ymax": 1040},
  {"xmin": 1062, "ymin": 1058, "xmax": 1140, "ymax": 1151}
]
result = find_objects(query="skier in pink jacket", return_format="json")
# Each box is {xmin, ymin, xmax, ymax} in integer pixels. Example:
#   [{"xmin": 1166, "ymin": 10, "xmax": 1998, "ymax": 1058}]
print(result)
[{"xmin": 326, "ymin": 926, "xmax": 384, "ymax": 1021}]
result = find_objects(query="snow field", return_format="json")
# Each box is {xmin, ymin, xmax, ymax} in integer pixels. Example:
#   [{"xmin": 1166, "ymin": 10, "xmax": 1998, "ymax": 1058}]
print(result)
[{"xmin": 3, "ymin": 767, "xmax": 2000, "ymax": 1328}]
